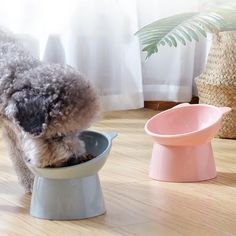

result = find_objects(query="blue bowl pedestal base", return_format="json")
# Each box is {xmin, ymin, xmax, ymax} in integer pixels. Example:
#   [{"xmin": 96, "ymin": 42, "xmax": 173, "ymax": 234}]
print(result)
[{"xmin": 30, "ymin": 174, "xmax": 106, "ymax": 220}]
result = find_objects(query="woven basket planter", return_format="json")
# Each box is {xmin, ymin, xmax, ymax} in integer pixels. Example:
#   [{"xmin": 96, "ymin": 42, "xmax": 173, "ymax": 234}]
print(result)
[{"xmin": 195, "ymin": 31, "xmax": 236, "ymax": 138}]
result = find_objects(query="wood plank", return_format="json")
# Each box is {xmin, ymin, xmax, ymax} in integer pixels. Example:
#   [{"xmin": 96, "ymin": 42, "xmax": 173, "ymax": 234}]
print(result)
[
  {"xmin": 144, "ymin": 97, "xmax": 199, "ymax": 110},
  {"xmin": 0, "ymin": 108, "xmax": 235, "ymax": 235}
]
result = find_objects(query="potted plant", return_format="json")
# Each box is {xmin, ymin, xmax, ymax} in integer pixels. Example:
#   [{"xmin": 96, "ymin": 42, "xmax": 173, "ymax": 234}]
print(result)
[{"xmin": 136, "ymin": 1, "xmax": 236, "ymax": 138}]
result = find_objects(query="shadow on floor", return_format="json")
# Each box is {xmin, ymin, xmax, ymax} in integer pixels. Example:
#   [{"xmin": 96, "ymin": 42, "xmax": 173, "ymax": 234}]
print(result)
[
  {"xmin": 204, "ymin": 172, "xmax": 236, "ymax": 187},
  {"xmin": 0, "ymin": 204, "xmax": 28, "ymax": 214}
]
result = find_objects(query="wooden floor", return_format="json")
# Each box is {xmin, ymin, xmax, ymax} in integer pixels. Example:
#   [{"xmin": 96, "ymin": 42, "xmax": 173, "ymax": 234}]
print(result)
[{"xmin": 0, "ymin": 109, "xmax": 236, "ymax": 236}]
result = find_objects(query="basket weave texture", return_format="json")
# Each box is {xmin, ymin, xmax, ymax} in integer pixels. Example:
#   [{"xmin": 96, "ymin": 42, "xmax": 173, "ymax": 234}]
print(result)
[{"xmin": 195, "ymin": 31, "xmax": 236, "ymax": 138}]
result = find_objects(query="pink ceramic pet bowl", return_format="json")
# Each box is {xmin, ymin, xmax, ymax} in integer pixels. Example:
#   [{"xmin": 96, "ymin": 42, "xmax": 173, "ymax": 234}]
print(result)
[{"xmin": 145, "ymin": 103, "xmax": 231, "ymax": 182}]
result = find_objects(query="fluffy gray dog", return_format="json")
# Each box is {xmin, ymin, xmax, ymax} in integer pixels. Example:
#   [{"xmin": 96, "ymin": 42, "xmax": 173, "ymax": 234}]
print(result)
[{"xmin": 0, "ymin": 29, "xmax": 100, "ymax": 192}]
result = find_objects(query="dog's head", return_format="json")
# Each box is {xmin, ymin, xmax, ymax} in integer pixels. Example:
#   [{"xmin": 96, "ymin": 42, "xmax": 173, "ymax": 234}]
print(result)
[
  {"xmin": 3, "ymin": 64, "xmax": 100, "ymax": 167},
  {"xmin": 5, "ymin": 64, "xmax": 100, "ymax": 139},
  {"xmin": 5, "ymin": 91, "xmax": 49, "ymax": 136}
]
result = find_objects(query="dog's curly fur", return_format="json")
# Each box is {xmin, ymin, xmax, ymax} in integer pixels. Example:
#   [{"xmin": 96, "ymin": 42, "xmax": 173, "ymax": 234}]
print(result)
[{"xmin": 0, "ymin": 29, "xmax": 100, "ymax": 192}]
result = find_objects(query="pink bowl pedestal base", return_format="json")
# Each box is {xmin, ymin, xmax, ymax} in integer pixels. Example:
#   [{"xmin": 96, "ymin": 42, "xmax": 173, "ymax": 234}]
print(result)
[{"xmin": 149, "ymin": 142, "xmax": 217, "ymax": 182}]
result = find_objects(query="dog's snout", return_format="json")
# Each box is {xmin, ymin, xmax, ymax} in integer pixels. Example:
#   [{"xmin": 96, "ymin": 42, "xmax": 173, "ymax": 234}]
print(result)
[
  {"xmin": 14, "ymin": 95, "xmax": 48, "ymax": 136},
  {"xmin": 30, "ymin": 126, "xmax": 43, "ymax": 136}
]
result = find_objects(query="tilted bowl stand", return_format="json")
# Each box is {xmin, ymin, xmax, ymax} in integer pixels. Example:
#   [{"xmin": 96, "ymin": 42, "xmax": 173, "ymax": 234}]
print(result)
[
  {"xmin": 145, "ymin": 103, "xmax": 231, "ymax": 182},
  {"xmin": 25, "ymin": 131, "xmax": 117, "ymax": 220}
]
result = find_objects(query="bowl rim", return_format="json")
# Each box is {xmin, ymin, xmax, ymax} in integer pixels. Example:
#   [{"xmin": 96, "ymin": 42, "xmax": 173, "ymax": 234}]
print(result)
[
  {"xmin": 25, "ymin": 130, "xmax": 112, "ymax": 171},
  {"xmin": 145, "ymin": 104, "xmax": 223, "ymax": 138}
]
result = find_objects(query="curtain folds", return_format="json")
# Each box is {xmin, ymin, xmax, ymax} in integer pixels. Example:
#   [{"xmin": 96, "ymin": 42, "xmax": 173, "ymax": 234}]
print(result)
[{"xmin": 0, "ymin": 0, "xmax": 209, "ymax": 111}]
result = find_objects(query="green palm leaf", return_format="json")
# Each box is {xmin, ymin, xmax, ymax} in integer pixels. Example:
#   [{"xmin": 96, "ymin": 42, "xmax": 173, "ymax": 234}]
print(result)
[{"xmin": 136, "ymin": 11, "xmax": 225, "ymax": 59}]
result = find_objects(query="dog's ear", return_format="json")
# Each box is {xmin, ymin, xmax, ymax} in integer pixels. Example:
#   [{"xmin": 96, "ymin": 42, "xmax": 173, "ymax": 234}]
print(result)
[{"xmin": 6, "ymin": 95, "xmax": 49, "ymax": 136}]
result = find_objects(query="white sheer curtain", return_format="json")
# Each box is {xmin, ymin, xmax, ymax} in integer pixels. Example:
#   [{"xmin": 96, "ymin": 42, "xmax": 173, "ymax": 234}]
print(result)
[
  {"xmin": 0, "ymin": 0, "xmax": 209, "ymax": 110},
  {"xmin": 137, "ymin": 0, "xmax": 210, "ymax": 102}
]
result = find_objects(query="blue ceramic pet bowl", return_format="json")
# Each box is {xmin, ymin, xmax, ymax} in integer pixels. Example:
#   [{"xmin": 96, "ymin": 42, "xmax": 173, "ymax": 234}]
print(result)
[{"xmin": 25, "ymin": 130, "xmax": 117, "ymax": 220}]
